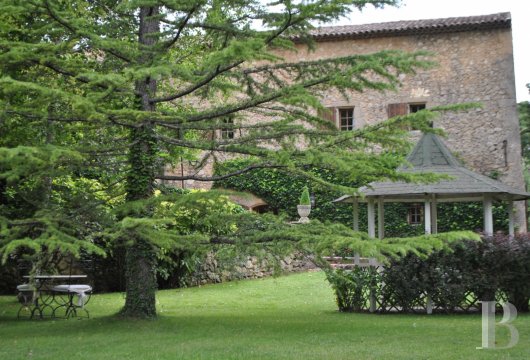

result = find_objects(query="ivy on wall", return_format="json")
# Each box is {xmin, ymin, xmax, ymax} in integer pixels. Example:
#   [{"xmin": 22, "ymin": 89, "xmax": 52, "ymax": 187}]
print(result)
[{"xmin": 214, "ymin": 159, "xmax": 508, "ymax": 236}]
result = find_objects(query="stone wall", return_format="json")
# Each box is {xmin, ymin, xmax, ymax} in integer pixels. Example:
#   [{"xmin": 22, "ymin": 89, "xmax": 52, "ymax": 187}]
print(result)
[
  {"xmin": 281, "ymin": 28, "xmax": 525, "ymax": 230},
  {"xmin": 190, "ymin": 252, "xmax": 316, "ymax": 285}
]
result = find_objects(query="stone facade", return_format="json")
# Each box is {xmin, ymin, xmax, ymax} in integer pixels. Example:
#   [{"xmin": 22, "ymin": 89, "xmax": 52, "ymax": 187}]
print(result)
[{"xmin": 165, "ymin": 13, "xmax": 527, "ymax": 231}]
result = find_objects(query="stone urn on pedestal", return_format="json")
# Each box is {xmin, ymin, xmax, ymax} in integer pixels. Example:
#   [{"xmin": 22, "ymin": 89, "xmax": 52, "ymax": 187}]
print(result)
[{"xmin": 297, "ymin": 186, "xmax": 311, "ymax": 223}]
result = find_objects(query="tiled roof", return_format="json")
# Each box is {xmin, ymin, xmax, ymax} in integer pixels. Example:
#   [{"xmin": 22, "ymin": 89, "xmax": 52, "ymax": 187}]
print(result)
[
  {"xmin": 334, "ymin": 133, "xmax": 530, "ymax": 203},
  {"xmin": 297, "ymin": 12, "xmax": 511, "ymax": 42}
]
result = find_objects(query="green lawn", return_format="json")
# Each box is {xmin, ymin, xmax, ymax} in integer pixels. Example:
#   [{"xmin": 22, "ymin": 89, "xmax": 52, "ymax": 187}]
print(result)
[{"xmin": 0, "ymin": 271, "xmax": 528, "ymax": 359}]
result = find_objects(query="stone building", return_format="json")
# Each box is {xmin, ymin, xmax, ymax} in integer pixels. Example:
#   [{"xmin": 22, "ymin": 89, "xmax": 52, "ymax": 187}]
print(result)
[{"xmin": 165, "ymin": 12, "xmax": 527, "ymax": 231}]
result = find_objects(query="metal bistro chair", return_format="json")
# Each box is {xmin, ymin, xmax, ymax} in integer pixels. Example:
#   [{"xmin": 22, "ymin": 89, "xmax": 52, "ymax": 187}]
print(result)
[
  {"xmin": 16, "ymin": 283, "xmax": 35, "ymax": 319},
  {"xmin": 16, "ymin": 282, "xmax": 55, "ymax": 319},
  {"xmin": 51, "ymin": 259, "xmax": 93, "ymax": 319},
  {"xmin": 52, "ymin": 284, "xmax": 93, "ymax": 318}
]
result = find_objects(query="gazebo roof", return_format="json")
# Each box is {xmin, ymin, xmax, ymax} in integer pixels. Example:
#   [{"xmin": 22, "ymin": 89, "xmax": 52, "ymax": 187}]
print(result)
[{"xmin": 334, "ymin": 133, "xmax": 530, "ymax": 203}]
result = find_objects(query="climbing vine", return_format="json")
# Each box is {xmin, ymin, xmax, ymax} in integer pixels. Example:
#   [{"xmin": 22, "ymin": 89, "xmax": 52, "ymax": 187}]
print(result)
[{"xmin": 214, "ymin": 158, "xmax": 509, "ymax": 236}]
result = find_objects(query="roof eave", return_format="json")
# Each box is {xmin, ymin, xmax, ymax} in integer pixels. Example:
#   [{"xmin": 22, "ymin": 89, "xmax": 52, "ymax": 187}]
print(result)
[
  {"xmin": 333, "ymin": 191, "xmax": 530, "ymax": 203},
  {"xmin": 292, "ymin": 12, "xmax": 511, "ymax": 43},
  {"xmin": 309, "ymin": 23, "xmax": 511, "ymax": 42}
]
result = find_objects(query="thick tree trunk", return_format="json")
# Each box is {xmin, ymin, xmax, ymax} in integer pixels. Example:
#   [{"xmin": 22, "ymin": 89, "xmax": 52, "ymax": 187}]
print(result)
[
  {"xmin": 122, "ymin": 125, "xmax": 158, "ymax": 318},
  {"xmin": 122, "ymin": 232, "xmax": 158, "ymax": 318},
  {"xmin": 121, "ymin": 6, "xmax": 160, "ymax": 318}
]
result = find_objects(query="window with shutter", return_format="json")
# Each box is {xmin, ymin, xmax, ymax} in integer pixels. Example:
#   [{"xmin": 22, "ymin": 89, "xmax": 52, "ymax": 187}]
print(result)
[
  {"xmin": 318, "ymin": 107, "xmax": 356, "ymax": 131},
  {"xmin": 388, "ymin": 102, "xmax": 430, "ymax": 129}
]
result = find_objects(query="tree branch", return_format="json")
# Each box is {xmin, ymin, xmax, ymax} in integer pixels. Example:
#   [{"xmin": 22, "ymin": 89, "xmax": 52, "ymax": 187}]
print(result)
[
  {"xmin": 164, "ymin": 5, "xmax": 198, "ymax": 49},
  {"xmin": 185, "ymin": 76, "xmax": 330, "ymax": 123},
  {"xmin": 34, "ymin": 60, "xmax": 130, "ymax": 95},
  {"xmin": 155, "ymin": 164, "xmax": 285, "ymax": 182},
  {"xmin": 155, "ymin": 135, "xmax": 271, "ymax": 156},
  {"xmin": 42, "ymin": 0, "xmax": 132, "ymax": 63},
  {"xmin": 149, "ymin": 9, "xmax": 297, "ymax": 104}
]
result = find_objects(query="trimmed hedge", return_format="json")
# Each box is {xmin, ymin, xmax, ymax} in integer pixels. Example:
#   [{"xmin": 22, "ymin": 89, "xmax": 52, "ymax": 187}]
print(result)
[{"xmin": 326, "ymin": 234, "xmax": 530, "ymax": 313}]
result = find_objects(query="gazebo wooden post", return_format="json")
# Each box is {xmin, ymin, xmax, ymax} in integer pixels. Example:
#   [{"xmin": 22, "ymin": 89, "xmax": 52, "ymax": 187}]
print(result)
[
  {"xmin": 352, "ymin": 198, "xmax": 360, "ymax": 264},
  {"xmin": 424, "ymin": 196, "xmax": 434, "ymax": 314},
  {"xmin": 508, "ymin": 200, "xmax": 515, "ymax": 236},
  {"xmin": 431, "ymin": 195, "xmax": 438, "ymax": 234},
  {"xmin": 377, "ymin": 197, "xmax": 385, "ymax": 239},
  {"xmin": 424, "ymin": 198, "xmax": 431, "ymax": 234},
  {"xmin": 352, "ymin": 198, "xmax": 359, "ymax": 231},
  {"xmin": 367, "ymin": 198, "xmax": 376, "ymax": 238},
  {"xmin": 483, "ymin": 196, "xmax": 494, "ymax": 236}
]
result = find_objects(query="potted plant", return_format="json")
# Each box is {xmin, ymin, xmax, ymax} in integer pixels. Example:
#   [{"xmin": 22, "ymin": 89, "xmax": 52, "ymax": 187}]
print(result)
[{"xmin": 297, "ymin": 186, "xmax": 311, "ymax": 223}]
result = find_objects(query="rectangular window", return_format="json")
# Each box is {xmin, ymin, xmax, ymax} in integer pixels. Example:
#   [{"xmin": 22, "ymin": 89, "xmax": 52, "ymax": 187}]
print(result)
[
  {"xmin": 409, "ymin": 103, "xmax": 426, "ymax": 113},
  {"xmin": 407, "ymin": 203, "xmax": 423, "ymax": 225},
  {"xmin": 339, "ymin": 108, "xmax": 354, "ymax": 131},
  {"xmin": 221, "ymin": 118, "xmax": 234, "ymax": 139},
  {"xmin": 409, "ymin": 103, "xmax": 431, "ymax": 128}
]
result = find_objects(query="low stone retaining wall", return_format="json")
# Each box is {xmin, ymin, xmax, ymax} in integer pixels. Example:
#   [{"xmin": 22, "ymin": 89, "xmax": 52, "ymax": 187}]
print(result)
[{"xmin": 191, "ymin": 252, "xmax": 316, "ymax": 285}]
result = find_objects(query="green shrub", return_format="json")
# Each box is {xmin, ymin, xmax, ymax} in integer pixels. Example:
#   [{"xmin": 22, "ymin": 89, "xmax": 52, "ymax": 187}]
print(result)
[
  {"xmin": 151, "ymin": 186, "xmax": 246, "ymax": 288},
  {"xmin": 325, "ymin": 267, "xmax": 378, "ymax": 312},
  {"xmin": 492, "ymin": 234, "xmax": 530, "ymax": 312},
  {"xmin": 378, "ymin": 254, "xmax": 427, "ymax": 312},
  {"xmin": 325, "ymin": 234, "xmax": 530, "ymax": 313},
  {"xmin": 299, "ymin": 186, "xmax": 311, "ymax": 206}
]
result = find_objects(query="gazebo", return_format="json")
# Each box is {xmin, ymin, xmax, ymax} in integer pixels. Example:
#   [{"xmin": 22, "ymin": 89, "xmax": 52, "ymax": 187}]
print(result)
[{"xmin": 333, "ymin": 133, "xmax": 530, "ymax": 238}]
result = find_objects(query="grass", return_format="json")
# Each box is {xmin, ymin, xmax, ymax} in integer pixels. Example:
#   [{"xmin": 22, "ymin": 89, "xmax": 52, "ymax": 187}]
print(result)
[{"xmin": 0, "ymin": 271, "xmax": 529, "ymax": 359}]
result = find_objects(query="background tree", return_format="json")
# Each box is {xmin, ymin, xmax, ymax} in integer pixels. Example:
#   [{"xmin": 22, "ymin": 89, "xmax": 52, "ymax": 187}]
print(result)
[{"xmin": 1, "ymin": 0, "xmax": 457, "ymax": 318}]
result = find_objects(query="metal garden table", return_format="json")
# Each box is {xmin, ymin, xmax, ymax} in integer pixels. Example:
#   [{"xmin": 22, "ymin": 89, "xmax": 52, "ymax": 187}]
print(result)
[{"xmin": 18, "ymin": 275, "xmax": 89, "ymax": 319}]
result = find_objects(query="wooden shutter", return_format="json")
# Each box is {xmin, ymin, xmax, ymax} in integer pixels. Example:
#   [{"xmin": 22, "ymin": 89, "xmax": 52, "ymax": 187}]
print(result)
[
  {"xmin": 387, "ymin": 103, "xmax": 408, "ymax": 118},
  {"xmin": 197, "ymin": 128, "xmax": 215, "ymax": 140},
  {"xmin": 318, "ymin": 107, "xmax": 336, "ymax": 124}
]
